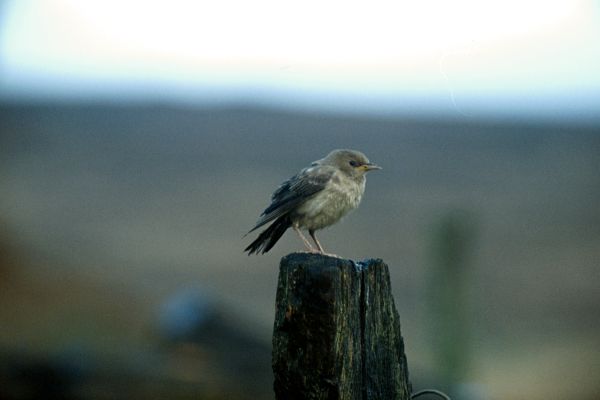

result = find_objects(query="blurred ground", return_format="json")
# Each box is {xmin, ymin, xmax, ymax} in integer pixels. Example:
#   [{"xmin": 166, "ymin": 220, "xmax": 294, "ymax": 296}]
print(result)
[{"xmin": 1, "ymin": 103, "xmax": 599, "ymax": 399}]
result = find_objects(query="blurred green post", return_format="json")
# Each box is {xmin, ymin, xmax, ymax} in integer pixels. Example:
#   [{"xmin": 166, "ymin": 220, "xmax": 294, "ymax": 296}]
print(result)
[{"xmin": 428, "ymin": 210, "xmax": 476, "ymax": 393}]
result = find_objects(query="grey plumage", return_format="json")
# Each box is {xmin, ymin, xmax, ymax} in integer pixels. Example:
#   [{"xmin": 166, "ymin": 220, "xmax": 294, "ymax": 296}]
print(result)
[{"xmin": 245, "ymin": 149, "xmax": 381, "ymax": 255}]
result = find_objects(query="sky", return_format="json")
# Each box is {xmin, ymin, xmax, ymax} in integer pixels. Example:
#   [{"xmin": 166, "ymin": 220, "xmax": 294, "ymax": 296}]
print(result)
[{"xmin": 1, "ymin": 0, "xmax": 599, "ymax": 121}]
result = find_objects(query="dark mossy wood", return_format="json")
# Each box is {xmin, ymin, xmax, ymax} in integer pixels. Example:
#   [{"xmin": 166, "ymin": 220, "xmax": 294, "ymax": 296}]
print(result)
[{"xmin": 272, "ymin": 253, "xmax": 411, "ymax": 400}]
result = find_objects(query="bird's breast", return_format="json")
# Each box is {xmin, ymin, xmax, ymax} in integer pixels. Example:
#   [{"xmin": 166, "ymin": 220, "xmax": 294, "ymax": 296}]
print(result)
[{"xmin": 293, "ymin": 174, "xmax": 365, "ymax": 230}]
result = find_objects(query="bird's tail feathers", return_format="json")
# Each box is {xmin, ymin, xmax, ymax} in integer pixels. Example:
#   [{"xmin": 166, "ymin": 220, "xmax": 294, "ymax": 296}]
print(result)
[{"xmin": 245, "ymin": 215, "xmax": 291, "ymax": 255}]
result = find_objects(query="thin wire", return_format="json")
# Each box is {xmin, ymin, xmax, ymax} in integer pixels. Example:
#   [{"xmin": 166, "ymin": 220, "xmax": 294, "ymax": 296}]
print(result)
[
  {"xmin": 412, "ymin": 388, "xmax": 452, "ymax": 400},
  {"xmin": 438, "ymin": 42, "xmax": 479, "ymax": 119}
]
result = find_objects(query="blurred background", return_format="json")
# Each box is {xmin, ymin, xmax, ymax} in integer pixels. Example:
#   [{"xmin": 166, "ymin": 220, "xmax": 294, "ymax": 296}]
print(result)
[{"xmin": 1, "ymin": 1, "xmax": 599, "ymax": 399}]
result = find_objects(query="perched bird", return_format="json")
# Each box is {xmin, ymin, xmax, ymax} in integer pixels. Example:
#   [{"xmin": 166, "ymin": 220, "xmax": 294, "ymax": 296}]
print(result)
[{"xmin": 245, "ymin": 149, "xmax": 381, "ymax": 255}]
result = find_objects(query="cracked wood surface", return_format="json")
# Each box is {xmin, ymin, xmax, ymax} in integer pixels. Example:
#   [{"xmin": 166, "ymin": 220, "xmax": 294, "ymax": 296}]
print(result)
[{"xmin": 272, "ymin": 253, "xmax": 411, "ymax": 400}]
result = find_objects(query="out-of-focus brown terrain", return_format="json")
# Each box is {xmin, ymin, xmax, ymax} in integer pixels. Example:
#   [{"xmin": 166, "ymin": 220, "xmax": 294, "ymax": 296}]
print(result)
[{"xmin": 1, "ymin": 103, "xmax": 599, "ymax": 399}]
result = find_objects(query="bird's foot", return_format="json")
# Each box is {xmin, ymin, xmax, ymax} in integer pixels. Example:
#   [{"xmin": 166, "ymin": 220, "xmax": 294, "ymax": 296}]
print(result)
[
  {"xmin": 299, "ymin": 250, "xmax": 341, "ymax": 258},
  {"xmin": 322, "ymin": 252, "xmax": 342, "ymax": 258},
  {"xmin": 300, "ymin": 248, "xmax": 321, "ymax": 254}
]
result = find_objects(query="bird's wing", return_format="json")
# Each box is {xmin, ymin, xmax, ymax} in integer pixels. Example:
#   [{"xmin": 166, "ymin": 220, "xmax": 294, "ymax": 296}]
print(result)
[{"xmin": 248, "ymin": 165, "xmax": 334, "ymax": 233}]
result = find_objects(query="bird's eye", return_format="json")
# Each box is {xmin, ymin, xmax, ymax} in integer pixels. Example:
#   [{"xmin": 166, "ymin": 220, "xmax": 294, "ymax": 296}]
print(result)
[{"xmin": 349, "ymin": 160, "xmax": 359, "ymax": 167}]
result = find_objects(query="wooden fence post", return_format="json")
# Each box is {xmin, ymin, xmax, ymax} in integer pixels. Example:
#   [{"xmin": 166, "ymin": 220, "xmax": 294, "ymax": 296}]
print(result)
[{"xmin": 272, "ymin": 253, "xmax": 411, "ymax": 400}]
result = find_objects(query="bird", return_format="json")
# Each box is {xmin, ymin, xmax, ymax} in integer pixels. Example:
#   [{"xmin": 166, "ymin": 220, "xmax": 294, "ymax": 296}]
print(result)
[{"xmin": 245, "ymin": 149, "xmax": 381, "ymax": 255}]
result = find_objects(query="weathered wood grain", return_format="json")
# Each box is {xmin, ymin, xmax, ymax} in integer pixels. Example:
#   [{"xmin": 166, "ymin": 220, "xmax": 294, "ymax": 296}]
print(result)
[{"xmin": 272, "ymin": 253, "xmax": 411, "ymax": 400}]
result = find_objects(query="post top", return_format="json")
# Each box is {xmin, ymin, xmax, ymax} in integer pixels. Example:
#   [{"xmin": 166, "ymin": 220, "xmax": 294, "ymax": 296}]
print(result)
[{"xmin": 281, "ymin": 252, "xmax": 386, "ymax": 272}]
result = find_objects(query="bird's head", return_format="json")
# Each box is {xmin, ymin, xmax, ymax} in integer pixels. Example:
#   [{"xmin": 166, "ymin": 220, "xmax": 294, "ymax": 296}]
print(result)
[{"xmin": 323, "ymin": 149, "xmax": 382, "ymax": 179}]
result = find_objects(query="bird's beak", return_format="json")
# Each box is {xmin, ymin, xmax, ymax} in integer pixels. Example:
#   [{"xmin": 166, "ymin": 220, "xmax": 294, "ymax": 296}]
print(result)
[{"xmin": 361, "ymin": 163, "xmax": 382, "ymax": 171}]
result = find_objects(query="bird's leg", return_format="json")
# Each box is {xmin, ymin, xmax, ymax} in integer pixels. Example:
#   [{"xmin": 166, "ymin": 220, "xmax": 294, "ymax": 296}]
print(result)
[
  {"xmin": 309, "ymin": 229, "xmax": 325, "ymax": 254},
  {"xmin": 293, "ymin": 225, "xmax": 316, "ymax": 252}
]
